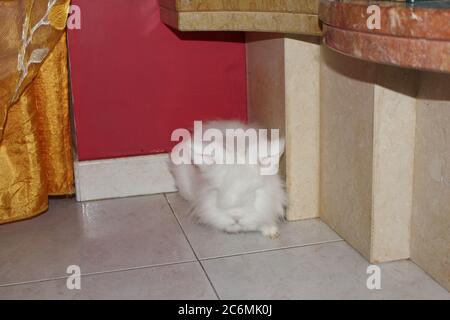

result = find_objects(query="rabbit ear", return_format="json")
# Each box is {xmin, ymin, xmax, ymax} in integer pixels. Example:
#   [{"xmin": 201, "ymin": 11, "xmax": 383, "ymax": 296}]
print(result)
[
  {"xmin": 263, "ymin": 137, "xmax": 285, "ymax": 158},
  {"xmin": 191, "ymin": 132, "xmax": 225, "ymax": 165},
  {"xmin": 271, "ymin": 137, "xmax": 285, "ymax": 158},
  {"xmin": 192, "ymin": 140, "xmax": 213, "ymax": 165},
  {"xmin": 258, "ymin": 137, "xmax": 285, "ymax": 168}
]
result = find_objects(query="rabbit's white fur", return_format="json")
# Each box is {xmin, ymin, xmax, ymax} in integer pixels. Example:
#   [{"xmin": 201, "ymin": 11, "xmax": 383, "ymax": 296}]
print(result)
[{"xmin": 169, "ymin": 120, "xmax": 286, "ymax": 237}]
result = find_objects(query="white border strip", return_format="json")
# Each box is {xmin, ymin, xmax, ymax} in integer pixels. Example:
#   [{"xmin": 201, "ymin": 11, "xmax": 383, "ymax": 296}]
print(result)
[{"xmin": 74, "ymin": 154, "xmax": 176, "ymax": 202}]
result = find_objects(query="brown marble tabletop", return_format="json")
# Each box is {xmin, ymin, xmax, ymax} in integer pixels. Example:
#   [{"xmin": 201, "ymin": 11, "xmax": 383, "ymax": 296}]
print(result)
[{"xmin": 319, "ymin": 0, "xmax": 450, "ymax": 73}]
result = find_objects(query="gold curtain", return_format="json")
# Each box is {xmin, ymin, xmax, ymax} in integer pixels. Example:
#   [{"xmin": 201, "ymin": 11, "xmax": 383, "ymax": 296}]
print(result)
[{"xmin": 0, "ymin": 0, "xmax": 74, "ymax": 223}]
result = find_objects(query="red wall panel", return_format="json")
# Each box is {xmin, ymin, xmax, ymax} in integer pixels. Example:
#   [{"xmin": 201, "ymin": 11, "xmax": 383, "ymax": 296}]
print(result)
[{"xmin": 68, "ymin": 0, "xmax": 247, "ymax": 161}]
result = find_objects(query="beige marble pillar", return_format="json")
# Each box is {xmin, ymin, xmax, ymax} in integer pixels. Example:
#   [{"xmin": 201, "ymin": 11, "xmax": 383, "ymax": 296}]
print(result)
[
  {"xmin": 246, "ymin": 33, "xmax": 449, "ymax": 291},
  {"xmin": 371, "ymin": 65, "xmax": 417, "ymax": 262},
  {"xmin": 246, "ymin": 33, "xmax": 286, "ymax": 136},
  {"xmin": 411, "ymin": 71, "xmax": 450, "ymax": 291},
  {"xmin": 320, "ymin": 47, "xmax": 417, "ymax": 263},
  {"xmin": 246, "ymin": 33, "xmax": 321, "ymax": 221}
]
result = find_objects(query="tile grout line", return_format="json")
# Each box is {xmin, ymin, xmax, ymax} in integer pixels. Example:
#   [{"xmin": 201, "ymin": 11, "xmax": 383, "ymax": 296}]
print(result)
[
  {"xmin": 163, "ymin": 193, "xmax": 221, "ymax": 300},
  {"xmin": 198, "ymin": 239, "xmax": 345, "ymax": 261},
  {"xmin": 1, "ymin": 205, "xmax": 342, "ymax": 291},
  {"xmin": 0, "ymin": 260, "xmax": 197, "ymax": 289}
]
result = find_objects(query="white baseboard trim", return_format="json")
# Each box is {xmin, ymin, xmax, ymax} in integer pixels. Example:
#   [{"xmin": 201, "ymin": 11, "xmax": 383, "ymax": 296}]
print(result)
[{"xmin": 74, "ymin": 154, "xmax": 176, "ymax": 202}]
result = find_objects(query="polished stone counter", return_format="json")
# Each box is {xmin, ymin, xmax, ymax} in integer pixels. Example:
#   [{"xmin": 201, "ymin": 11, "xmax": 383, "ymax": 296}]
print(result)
[
  {"xmin": 159, "ymin": 0, "xmax": 321, "ymax": 35},
  {"xmin": 320, "ymin": 0, "xmax": 450, "ymax": 73}
]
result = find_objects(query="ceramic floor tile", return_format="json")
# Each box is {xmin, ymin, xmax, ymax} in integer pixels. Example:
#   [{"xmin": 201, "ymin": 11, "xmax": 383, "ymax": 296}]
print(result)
[
  {"xmin": 166, "ymin": 193, "xmax": 342, "ymax": 259},
  {"xmin": 0, "ymin": 262, "xmax": 216, "ymax": 300},
  {"xmin": 0, "ymin": 195, "xmax": 195, "ymax": 285},
  {"xmin": 202, "ymin": 241, "xmax": 450, "ymax": 300}
]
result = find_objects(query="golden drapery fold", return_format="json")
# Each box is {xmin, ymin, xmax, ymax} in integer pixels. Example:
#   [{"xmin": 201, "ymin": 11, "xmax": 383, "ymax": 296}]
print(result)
[
  {"xmin": 0, "ymin": 0, "xmax": 74, "ymax": 223},
  {"xmin": 0, "ymin": 0, "xmax": 71, "ymax": 138}
]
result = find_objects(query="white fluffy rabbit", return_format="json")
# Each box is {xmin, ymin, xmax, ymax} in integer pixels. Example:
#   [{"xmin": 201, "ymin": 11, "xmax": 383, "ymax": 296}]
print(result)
[{"xmin": 169, "ymin": 120, "xmax": 287, "ymax": 238}]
